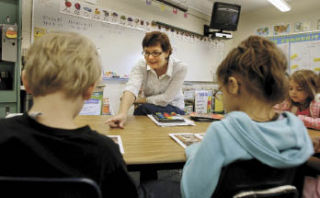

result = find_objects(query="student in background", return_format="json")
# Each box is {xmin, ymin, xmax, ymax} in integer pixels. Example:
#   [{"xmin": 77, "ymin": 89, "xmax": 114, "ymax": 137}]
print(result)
[
  {"xmin": 274, "ymin": 69, "xmax": 320, "ymax": 130},
  {"xmin": 107, "ymin": 31, "xmax": 187, "ymax": 128},
  {"xmin": 303, "ymin": 136, "xmax": 320, "ymax": 197},
  {"xmin": 0, "ymin": 32, "xmax": 138, "ymax": 198},
  {"xmin": 181, "ymin": 36, "xmax": 314, "ymax": 198}
]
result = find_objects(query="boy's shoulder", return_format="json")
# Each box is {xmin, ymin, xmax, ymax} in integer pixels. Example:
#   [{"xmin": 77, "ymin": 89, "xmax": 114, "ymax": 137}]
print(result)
[
  {"xmin": 0, "ymin": 113, "xmax": 24, "ymax": 126},
  {"xmin": 85, "ymin": 130, "xmax": 123, "ymax": 158},
  {"xmin": 0, "ymin": 114, "xmax": 29, "ymax": 138}
]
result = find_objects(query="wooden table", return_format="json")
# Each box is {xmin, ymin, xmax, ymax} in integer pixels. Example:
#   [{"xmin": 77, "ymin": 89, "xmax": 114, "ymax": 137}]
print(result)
[
  {"xmin": 75, "ymin": 115, "xmax": 320, "ymax": 172},
  {"xmin": 307, "ymin": 129, "xmax": 320, "ymax": 140},
  {"xmin": 74, "ymin": 115, "xmax": 210, "ymax": 171}
]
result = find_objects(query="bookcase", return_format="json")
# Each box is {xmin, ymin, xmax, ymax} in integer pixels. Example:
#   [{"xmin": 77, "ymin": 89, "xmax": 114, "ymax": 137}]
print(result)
[{"xmin": 0, "ymin": 0, "xmax": 22, "ymax": 118}]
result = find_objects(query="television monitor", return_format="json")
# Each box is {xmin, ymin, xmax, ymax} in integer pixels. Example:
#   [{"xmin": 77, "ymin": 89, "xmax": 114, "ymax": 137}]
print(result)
[{"xmin": 209, "ymin": 2, "xmax": 241, "ymax": 31}]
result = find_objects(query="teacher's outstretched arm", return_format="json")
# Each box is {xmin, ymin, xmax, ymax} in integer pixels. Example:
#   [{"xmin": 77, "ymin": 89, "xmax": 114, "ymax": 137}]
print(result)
[{"xmin": 106, "ymin": 91, "xmax": 135, "ymax": 128}]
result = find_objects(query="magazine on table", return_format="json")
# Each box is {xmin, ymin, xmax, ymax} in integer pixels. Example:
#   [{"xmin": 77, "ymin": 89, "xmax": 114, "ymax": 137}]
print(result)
[
  {"xmin": 169, "ymin": 133, "xmax": 204, "ymax": 148},
  {"xmin": 189, "ymin": 112, "xmax": 224, "ymax": 122},
  {"xmin": 148, "ymin": 113, "xmax": 195, "ymax": 127},
  {"xmin": 194, "ymin": 133, "xmax": 205, "ymax": 139},
  {"xmin": 107, "ymin": 135, "xmax": 124, "ymax": 154}
]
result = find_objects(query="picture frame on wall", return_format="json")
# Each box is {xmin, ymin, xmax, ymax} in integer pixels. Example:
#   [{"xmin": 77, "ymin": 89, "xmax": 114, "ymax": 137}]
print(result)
[
  {"xmin": 294, "ymin": 22, "xmax": 303, "ymax": 32},
  {"xmin": 273, "ymin": 24, "xmax": 290, "ymax": 35},
  {"xmin": 256, "ymin": 27, "xmax": 269, "ymax": 36}
]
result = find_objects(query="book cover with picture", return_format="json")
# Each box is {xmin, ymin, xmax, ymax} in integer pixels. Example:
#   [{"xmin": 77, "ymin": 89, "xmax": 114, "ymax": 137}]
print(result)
[
  {"xmin": 195, "ymin": 133, "xmax": 205, "ymax": 139},
  {"xmin": 169, "ymin": 133, "xmax": 203, "ymax": 148},
  {"xmin": 108, "ymin": 135, "xmax": 124, "ymax": 154}
]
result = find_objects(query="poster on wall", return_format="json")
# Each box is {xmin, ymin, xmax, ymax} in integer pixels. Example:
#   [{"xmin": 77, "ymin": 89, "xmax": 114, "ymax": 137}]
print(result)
[
  {"xmin": 290, "ymin": 40, "xmax": 320, "ymax": 73},
  {"xmin": 273, "ymin": 24, "xmax": 290, "ymax": 35},
  {"xmin": 270, "ymin": 32, "xmax": 320, "ymax": 74},
  {"xmin": 256, "ymin": 27, "xmax": 269, "ymax": 36},
  {"xmin": 294, "ymin": 22, "xmax": 303, "ymax": 32}
]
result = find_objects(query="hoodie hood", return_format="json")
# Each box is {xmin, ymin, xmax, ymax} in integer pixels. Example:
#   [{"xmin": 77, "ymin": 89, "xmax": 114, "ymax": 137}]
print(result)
[{"xmin": 222, "ymin": 111, "xmax": 314, "ymax": 168}]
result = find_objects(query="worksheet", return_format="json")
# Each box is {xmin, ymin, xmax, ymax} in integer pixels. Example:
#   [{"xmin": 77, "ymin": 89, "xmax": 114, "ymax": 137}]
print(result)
[
  {"xmin": 169, "ymin": 133, "xmax": 203, "ymax": 148},
  {"xmin": 108, "ymin": 135, "xmax": 124, "ymax": 154},
  {"xmin": 194, "ymin": 133, "xmax": 205, "ymax": 139},
  {"xmin": 148, "ymin": 114, "xmax": 195, "ymax": 127}
]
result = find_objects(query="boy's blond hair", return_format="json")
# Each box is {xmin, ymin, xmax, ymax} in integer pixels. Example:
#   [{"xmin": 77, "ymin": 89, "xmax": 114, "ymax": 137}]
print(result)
[{"xmin": 24, "ymin": 32, "xmax": 101, "ymax": 99}]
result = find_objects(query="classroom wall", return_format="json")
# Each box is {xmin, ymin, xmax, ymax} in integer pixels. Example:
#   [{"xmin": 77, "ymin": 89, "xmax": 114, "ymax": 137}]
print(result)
[
  {"xmin": 233, "ymin": 0, "xmax": 320, "ymax": 47},
  {"xmin": 22, "ymin": 0, "xmax": 320, "ymax": 114},
  {"xmin": 21, "ymin": 0, "xmax": 210, "ymax": 50},
  {"xmin": 22, "ymin": 0, "xmax": 220, "ymax": 114}
]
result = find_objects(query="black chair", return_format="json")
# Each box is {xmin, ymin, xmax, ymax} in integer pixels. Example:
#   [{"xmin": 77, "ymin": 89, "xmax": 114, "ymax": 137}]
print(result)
[
  {"xmin": 0, "ymin": 177, "xmax": 102, "ymax": 198},
  {"xmin": 233, "ymin": 185, "xmax": 298, "ymax": 198},
  {"xmin": 211, "ymin": 159, "xmax": 300, "ymax": 198}
]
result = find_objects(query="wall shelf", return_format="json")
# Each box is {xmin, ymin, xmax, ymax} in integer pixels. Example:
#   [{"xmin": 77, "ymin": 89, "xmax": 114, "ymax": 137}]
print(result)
[{"xmin": 102, "ymin": 77, "xmax": 129, "ymax": 82}]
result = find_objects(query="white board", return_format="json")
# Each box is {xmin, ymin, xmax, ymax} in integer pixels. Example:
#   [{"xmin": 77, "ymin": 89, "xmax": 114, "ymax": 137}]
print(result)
[{"xmin": 32, "ymin": 0, "xmax": 224, "ymax": 81}]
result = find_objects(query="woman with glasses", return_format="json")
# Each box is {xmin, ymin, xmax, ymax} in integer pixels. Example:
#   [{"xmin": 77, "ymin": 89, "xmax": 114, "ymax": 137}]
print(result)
[{"xmin": 107, "ymin": 31, "xmax": 187, "ymax": 128}]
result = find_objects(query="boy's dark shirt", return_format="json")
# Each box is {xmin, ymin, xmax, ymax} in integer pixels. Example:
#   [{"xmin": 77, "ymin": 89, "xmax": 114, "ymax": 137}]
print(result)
[{"xmin": 0, "ymin": 113, "xmax": 138, "ymax": 198}]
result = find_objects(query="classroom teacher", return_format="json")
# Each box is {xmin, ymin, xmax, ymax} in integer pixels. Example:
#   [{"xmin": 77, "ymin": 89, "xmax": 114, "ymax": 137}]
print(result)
[{"xmin": 107, "ymin": 31, "xmax": 188, "ymax": 128}]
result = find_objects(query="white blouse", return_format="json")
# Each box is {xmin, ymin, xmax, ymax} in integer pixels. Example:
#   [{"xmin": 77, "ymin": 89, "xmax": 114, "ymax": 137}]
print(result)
[{"xmin": 124, "ymin": 57, "xmax": 187, "ymax": 110}]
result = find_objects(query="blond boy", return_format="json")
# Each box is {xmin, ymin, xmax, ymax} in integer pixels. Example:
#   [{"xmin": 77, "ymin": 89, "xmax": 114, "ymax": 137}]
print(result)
[{"xmin": 0, "ymin": 32, "xmax": 138, "ymax": 197}]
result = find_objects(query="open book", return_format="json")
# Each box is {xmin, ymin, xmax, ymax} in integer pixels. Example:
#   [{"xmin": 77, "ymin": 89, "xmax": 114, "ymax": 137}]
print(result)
[
  {"xmin": 169, "ymin": 133, "xmax": 204, "ymax": 148},
  {"xmin": 148, "ymin": 114, "xmax": 195, "ymax": 127},
  {"xmin": 107, "ymin": 135, "xmax": 124, "ymax": 154},
  {"xmin": 189, "ymin": 112, "xmax": 224, "ymax": 122}
]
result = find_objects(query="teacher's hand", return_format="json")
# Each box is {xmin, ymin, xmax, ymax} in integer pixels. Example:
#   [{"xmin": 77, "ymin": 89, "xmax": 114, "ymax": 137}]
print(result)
[
  {"xmin": 106, "ymin": 113, "xmax": 127, "ymax": 129},
  {"xmin": 134, "ymin": 96, "xmax": 146, "ymax": 104}
]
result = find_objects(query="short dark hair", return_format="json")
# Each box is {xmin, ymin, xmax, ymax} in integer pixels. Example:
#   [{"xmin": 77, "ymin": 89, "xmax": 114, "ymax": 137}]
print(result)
[
  {"xmin": 216, "ymin": 35, "xmax": 288, "ymax": 104},
  {"xmin": 142, "ymin": 31, "xmax": 172, "ymax": 56}
]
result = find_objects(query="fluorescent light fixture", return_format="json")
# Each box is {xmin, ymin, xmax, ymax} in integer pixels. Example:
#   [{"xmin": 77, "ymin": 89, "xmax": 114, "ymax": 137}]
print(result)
[{"xmin": 268, "ymin": 0, "xmax": 291, "ymax": 12}]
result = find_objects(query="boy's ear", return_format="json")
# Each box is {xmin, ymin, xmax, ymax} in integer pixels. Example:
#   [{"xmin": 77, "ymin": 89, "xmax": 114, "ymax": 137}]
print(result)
[
  {"xmin": 21, "ymin": 70, "xmax": 32, "ymax": 94},
  {"xmin": 227, "ymin": 76, "xmax": 240, "ymax": 95},
  {"xmin": 83, "ymin": 84, "xmax": 96, "ymax": 100}
]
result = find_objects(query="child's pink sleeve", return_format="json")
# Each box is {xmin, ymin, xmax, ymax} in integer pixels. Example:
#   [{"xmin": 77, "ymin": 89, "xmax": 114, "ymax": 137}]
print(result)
[
  {"xmin": 297, "ymin": 101, "xmax": 320, "ymax": 130},
  {"xmin": 303, "ymin": 176, "xmax": 320, "ymax": 198},
  {"xmin": 298, "ymin": 115, "xmax": 320, "ymax": 130}
]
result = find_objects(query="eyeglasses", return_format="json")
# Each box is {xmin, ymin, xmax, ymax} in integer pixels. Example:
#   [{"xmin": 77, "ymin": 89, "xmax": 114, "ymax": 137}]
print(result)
[{"xmin": 142, "ymin": 51, "xmax": 163, "ymax": 57}]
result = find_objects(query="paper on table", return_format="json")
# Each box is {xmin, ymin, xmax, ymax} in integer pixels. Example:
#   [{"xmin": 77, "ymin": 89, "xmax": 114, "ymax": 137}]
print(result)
[
  {"xmin": 107, "ymin": 135, "xmax": 125, "ymax": 154},
  {"xmin": 194, "ymin": 133, "xmax": 205, "ymax": 139},
  {"xmin": 147, "ymin": 114, "xmax": 195, "ymax": 127},
  {"xmin": 169, "ymin": 133, "xmax": 203, "ymax": 148}
]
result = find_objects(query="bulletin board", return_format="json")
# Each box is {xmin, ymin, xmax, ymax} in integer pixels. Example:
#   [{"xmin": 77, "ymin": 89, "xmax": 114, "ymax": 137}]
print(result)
[
  {"xmin": 270, "ymin": 31, "xmax": 320, "ymax": 74},
  {"xmin": 32, "ymin": 0, "xmax": 225, "ymax": 82}
]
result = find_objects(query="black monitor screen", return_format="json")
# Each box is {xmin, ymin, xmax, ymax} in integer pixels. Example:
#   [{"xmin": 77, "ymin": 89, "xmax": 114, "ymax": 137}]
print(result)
[{"xmin": 210, "ymin": 2, "xmax": 241, "ymax": 31}]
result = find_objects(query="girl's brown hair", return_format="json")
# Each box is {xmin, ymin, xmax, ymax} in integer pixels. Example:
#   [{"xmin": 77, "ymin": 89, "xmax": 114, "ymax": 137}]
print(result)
[
  {"xmin": 142, "ymin": 31, "xmax": 172, "ymax": 56},
  {"xmin": 216, "ymin": 35, "xmax": 288, "ymax": 104},
  {"xmin": 290, "ymin": 69, "xmax": 320, "ymax": 102}
]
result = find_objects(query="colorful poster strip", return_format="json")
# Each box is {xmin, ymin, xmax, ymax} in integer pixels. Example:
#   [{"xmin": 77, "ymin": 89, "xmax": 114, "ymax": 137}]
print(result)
[{"xmin": 270, "ymin": 32, "xmax": 320, "ymax": 44}]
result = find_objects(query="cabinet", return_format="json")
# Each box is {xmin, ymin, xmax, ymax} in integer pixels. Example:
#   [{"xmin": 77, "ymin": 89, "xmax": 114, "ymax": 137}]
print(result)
[{"xmin": 0, "ymin": 0, "xmax": 21, "ymax": 118}]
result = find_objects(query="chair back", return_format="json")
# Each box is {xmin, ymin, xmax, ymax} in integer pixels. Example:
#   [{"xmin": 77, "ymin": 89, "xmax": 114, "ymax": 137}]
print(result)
[
  {"xmin": 211, "ymin": 159, "xmax": 298, "ymax": 198},
  {"xmin": 0, "ymin": 176, "xmax": 102, "ymax": 198},
  {"xmin": 233, "ymin": 185, "xmax": 298, "ymax": 198}
]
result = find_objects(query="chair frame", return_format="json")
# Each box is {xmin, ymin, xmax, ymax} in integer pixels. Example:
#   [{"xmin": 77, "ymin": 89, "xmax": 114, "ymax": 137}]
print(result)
[
  {"xmin": 211, "ymin": 159, "xmax": 299, "ymax": 198},
  {"xmin": 233, "ymin": 185, "xmax": 298, "ymax": 198},
  {"xmin": 0, "ymin": 176, "xmax": 102, "ymax": 198}
]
